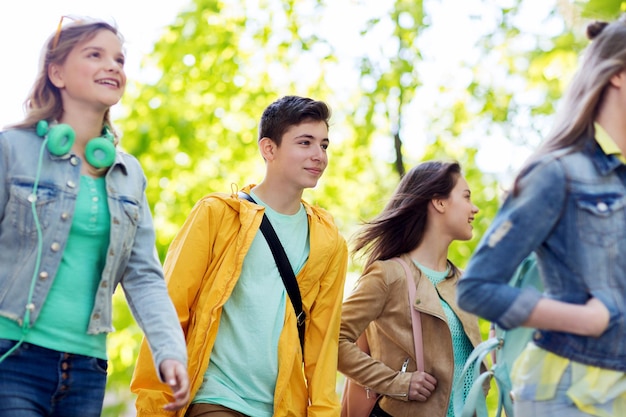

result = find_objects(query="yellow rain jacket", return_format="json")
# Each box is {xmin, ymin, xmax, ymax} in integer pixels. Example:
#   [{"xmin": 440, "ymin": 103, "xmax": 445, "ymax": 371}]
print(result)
[{"xmin": 131, "ymin": 185, "xmax": 348, "ymax": 417}]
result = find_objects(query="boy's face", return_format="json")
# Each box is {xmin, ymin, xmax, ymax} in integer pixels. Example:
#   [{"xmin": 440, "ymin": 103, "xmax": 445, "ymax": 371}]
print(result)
[{"xmin": 269, "ymin": 119, "xmax": 329, "ymax": 190}]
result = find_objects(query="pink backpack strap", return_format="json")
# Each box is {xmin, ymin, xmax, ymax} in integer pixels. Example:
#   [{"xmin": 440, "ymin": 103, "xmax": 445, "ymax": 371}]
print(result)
[{"xmin": 392, "ymin": 257, "xmax": 424, "ymax": 372}]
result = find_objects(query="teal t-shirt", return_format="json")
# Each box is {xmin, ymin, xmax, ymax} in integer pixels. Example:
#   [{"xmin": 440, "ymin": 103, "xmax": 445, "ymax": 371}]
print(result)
[
  {"xmin": 414, "ymin": 261, "xmax": 474, "ymax": 417},
  {"xmin": 193, "ymin": 190, "xmax": 310, "ymax": 417},
  {"xmin": 0, "ymin": 175, "xmax": 109, "ymax": 358}
]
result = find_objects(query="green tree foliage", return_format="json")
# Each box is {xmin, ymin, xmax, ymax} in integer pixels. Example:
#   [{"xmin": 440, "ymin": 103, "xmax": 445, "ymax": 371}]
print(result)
[
  {"xmin": 578, "ymin": 0, "xmax": 626, "ymax": 18},
  {"xmin": 102, "ymin": 0, "xmax": 623, "ymax": 414}
]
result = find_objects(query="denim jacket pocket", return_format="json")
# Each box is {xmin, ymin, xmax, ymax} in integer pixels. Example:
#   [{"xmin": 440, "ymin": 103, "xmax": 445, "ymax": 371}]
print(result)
[
  {"xmin": 117, "ymin": 197, "xmax": 140, "ymax": 257},
  {"xmin": 120, "ymin": 197, "xmax": 140, "ymax": 226},
  {"xmin": 8, "ymin": 181, "xmax": 58, "ymax": 239},
  {"xmin": 577, "ymin": 192, "xmax": 626, "ymax": 247}
]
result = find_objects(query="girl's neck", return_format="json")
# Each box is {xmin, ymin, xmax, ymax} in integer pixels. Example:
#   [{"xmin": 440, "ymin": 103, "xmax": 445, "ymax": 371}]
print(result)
[
  {"xmin": 596, "ymin": 96, "xmax": 626, "ymax": 158},
  {"xmin": 58, "ymin": 108, "xmax": 107, "ymax": 145},
  {"xmin": 408, "ymin": 237, "xmax": 450, "ymax": 272},
  {"xmin": 59, "ymin": 110, "xmax": 109, "ymax": 178}
]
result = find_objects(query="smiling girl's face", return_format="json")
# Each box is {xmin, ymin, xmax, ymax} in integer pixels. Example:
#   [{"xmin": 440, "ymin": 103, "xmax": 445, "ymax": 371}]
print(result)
[{"xmin": 49, "ymin": 29, "xmax": 126, "ymax": 114}]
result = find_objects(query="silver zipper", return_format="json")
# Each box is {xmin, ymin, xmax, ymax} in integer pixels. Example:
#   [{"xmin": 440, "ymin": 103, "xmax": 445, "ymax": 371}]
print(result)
[
  {"xmin": 401, "ymin": 357, "xmax": 410, "ymax": 373},
  {"xmin": 362, "ymin": 358, "xmax": 412, "ymax": 399}
]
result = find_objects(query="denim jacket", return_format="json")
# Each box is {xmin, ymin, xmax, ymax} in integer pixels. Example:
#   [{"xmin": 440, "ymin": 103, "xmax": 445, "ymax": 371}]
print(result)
[
  {"xmin": 0, "ymin": 128, "xmax": 186, "ymax": 368},
  {"xmin": 457, "ymin": 137, "xmax": 626, "ymax": 372}
]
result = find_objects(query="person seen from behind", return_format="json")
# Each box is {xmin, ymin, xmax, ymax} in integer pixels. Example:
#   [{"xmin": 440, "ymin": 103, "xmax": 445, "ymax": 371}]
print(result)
[{"xmin": 457, "ymin": 16, "xmax": 626, "ymax": 417}]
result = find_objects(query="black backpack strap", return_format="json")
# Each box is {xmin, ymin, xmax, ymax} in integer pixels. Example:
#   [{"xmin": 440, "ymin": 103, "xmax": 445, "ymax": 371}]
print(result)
[{"xmin": 238, "ymin": 192, "xmax": 306, "ymax": 351}]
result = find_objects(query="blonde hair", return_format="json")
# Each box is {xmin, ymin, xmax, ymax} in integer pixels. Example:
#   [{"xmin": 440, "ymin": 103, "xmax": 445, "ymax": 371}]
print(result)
[
  {"xmin": 514, "ymin": 15, "xmax": 626, "ymax": 191},
  {"xmin": 10, "ymin": 18, "xmax": 124, "ymax": 139}
]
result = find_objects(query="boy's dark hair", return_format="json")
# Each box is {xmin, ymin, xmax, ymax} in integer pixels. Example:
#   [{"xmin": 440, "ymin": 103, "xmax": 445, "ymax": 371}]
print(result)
[{"xmin": 258, "ymin": 96, "xmax": 331, "ymax": 145}]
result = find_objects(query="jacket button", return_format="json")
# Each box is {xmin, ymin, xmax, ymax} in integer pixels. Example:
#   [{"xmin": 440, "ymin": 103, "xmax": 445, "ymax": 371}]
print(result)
[
  {"xmin": 70, "ymin": 156, "xmax": 79, "ymax": 166},
  {"xmin": 50, "ymin": 242, "xmax": 61, "ymax": 252},
  {"xmin": 92, "ymin": 313, "xmax": 100, "ymax": 320},
  {"xmin": 60, "ymin": 212, "xmax": 69, "ymax": 220},
  {"xmin": 66, "ymin": 180, "xmax": 76, "ymax": 188},
  {"xmin": 39, "ymin": 271, "xmax": 49, "ymax": 280},
  {"xmin": 597, "ymin": 202, "xmax": 608, "ymax": 212}
]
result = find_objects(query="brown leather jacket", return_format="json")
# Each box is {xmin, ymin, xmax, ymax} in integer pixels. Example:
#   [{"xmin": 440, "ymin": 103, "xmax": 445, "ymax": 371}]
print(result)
[{"xmin": 338, "ymin": 254, "xmax": 485, "ymax": 417}]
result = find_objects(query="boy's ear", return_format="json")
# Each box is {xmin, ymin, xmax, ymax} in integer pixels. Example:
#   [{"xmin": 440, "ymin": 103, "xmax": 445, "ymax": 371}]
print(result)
[
  {"xmin": 259, "ymin": 137, "xmax": 277, "ymax": 161},
  {"xmin": 48, "ymin": 63, "xmax": 65, "ymax": 88}
]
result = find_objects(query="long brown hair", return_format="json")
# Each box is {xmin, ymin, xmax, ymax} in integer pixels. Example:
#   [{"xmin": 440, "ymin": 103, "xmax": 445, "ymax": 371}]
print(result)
[
  {"xmin": 10, "ymin": 18, "xmax": 123, "ymax": 139},
  {"xmin": 352, "ymin": 160, "xmax": 462, "ymax": 270}
]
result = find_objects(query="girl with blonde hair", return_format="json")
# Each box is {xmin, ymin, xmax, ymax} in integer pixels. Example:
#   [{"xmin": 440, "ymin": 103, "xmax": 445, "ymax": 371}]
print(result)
[
  {"xmin": 0, "ymin": 17, "xmax": 188, "ymax": 416},
  {"xmin": 458, "ymin": 16, "xmax": 626, "ymax": 417}
]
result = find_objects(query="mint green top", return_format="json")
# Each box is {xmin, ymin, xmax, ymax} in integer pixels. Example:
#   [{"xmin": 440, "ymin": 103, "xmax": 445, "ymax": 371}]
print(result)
[
  {"xmin": 414, "ymin": 261, "xmax": 474, "ymax": 417},
  {"xmin": 0, "ymin": 176, "xmax": 109, "ymax": 359},
  {"xmin": 194, "ymin": 190, "xmax": 310, "ymax": 417}
]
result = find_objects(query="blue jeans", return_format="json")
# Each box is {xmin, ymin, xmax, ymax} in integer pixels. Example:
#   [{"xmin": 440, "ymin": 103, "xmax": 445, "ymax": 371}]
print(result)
[{"xmin": 0, "ymin": 339, "xmax": 107, "ymax": 417}]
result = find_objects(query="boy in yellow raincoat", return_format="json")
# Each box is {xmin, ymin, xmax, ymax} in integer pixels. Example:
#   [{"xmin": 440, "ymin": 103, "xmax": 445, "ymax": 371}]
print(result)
[{"xmin": 131, "ymin": 96, "xmax": 348, "ymax": 417}]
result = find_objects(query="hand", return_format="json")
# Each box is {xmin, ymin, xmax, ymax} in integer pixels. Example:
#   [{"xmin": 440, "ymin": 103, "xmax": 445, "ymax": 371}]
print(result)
[
  {"xmin": 408, "ymin": 371, "xmax": 437, "ymax": 402},
  {"xmin": 584, "ymin": 297, "xmax": 610, "ymax": 337},
  {"xmin": 160, "ymin": 359, "xmax": 190, "ymax": 411}
]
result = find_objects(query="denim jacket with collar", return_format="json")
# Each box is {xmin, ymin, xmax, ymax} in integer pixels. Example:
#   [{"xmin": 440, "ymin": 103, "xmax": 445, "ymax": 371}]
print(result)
[
  {"xmin": 0, "ymin": 128, "xmax": 186, "ymax": 368},
  {"xmin": 457, "ymin": 137, "xmax": 626, "ymax": 372}
]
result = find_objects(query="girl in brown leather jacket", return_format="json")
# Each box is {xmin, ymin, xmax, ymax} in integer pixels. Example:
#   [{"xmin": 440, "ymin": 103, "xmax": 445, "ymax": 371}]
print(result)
[{"xmin": 339, "ymin": 161, "xmax": 484, "ymax": 417}]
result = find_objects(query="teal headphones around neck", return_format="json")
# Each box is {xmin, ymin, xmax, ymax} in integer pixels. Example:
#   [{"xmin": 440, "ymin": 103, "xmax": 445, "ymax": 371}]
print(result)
[{"xmin": 36, "ymin": 119, "xmax": 116, "ymax": 168}]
